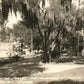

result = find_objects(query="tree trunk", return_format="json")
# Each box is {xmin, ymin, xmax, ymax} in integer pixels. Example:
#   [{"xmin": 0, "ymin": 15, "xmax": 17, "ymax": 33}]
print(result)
[
  {"xmin": 77, "ymin": 33, "xmax": 79, "ymax": 56},
  {"xmin": 43, "ymin": 31, "xmax": 50, "ymax": 63},
  {"xmin": 31, "ymin": 28, "xmax": 34, "ymax": 52}
]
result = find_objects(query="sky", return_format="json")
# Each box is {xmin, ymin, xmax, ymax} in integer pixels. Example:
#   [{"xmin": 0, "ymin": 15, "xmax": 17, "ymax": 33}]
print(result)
[
  {"xmin": 6, "ymin": 10, "xmax": 22, "ymax": 29},
  {"xmin": 72, "ymin": 0, "xmax": 84, "ymax": 9}
]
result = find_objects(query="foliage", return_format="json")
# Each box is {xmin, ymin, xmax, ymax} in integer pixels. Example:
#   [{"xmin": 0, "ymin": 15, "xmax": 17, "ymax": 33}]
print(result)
[
  {"xmin": 1, "ymin": 0, "xmax": 84, "ymax": 62},
  {"xmin": 13, "ymin": 22, "xmax": 31, "ymax": 45}
]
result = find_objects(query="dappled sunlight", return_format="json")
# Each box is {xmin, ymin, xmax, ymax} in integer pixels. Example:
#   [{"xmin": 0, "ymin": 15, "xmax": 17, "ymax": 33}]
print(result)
[
  {"xmin": 0, "ymin": 0, "xmax": 84, "ymax": 83},
  {"xmin": 0, "ymin": 56, "xmax": 45, "ymax": 77},
  {"xmin": 21, "ymin": 62, "xmax": 34, "ymax": 65},
  {"xmin": 38, "ymin": 62, "xmax": 84, "ymax": 74}
]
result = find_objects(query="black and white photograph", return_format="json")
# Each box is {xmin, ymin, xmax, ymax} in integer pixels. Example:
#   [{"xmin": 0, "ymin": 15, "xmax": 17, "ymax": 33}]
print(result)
[{"xmin": 0, "ymin": 0, "xmax": 84, "ymax": 84}]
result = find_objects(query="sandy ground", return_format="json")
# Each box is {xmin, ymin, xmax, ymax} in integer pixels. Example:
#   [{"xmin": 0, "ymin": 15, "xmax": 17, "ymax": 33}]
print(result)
[
  {"xmin": 0, "ymin": 61, "xmax": 84, "ymax": 84},
  {"xmin": 28, "ymin": 59, "xmax": 84, "ymax": 84},
  {"xmin": 32, "ymin": 62, "xmax": 84, "ymax": 80},
  {"xmin": 38, "ymin": 62, "xmax": 84, "ymax": 74},
  {"xmin": 0, "ymin": 43, "xmax": 12, "ymax": 58},
  {"xmin": 0, "ymin": 43, "xmax": 84, "ymax": 84}
]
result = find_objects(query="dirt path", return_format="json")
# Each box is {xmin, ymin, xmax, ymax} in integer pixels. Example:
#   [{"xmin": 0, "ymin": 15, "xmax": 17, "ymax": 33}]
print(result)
[
  {"xmin": 31, "ymin": 62, "xmax": 84, "ymax": 83},
  {"xmin": 38, "ymin": 62, "xmax": 84, "ymax": 74}
]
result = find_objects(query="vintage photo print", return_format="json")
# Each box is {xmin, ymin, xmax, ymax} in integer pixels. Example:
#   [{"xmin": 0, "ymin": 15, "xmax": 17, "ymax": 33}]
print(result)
[{"xmin": 0, "ymin": 0, "xmax": 84, "ymax": 84}]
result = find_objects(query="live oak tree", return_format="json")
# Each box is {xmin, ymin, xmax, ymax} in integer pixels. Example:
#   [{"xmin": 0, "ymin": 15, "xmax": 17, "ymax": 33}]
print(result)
[
  {"xmin": 0, "ymin": 0, "xmax": 75, "ymax": 62},
  {"xmin": 1, "ymin": 0, "xmax": 84, "ymax": 62}
]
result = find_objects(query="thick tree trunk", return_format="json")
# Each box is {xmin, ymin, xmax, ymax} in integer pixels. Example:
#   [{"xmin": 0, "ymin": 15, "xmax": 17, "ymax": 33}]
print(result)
[
  {"xmin": 37, "ymin": 25, "xmax": 52, "ymax": 63},
  {"xmin": 43, "ymin": 31, "xmax": 50, "ymax": 63}
]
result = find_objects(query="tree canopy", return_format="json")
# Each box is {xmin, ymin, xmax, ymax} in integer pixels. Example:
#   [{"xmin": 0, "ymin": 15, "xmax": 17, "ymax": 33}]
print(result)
[{"xmin": 1, "ymin": 0, "xmax": 84, "ymax": 62}]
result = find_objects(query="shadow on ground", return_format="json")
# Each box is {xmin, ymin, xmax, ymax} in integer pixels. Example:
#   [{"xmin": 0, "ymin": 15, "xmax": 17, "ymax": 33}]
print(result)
[
  {"xmin": 0, "ymin": 56, "xmax": 45, "ymax": 77},
  {"xmin": 36, "ymin": 80, "xmax": 84, "ymax": 84}
]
